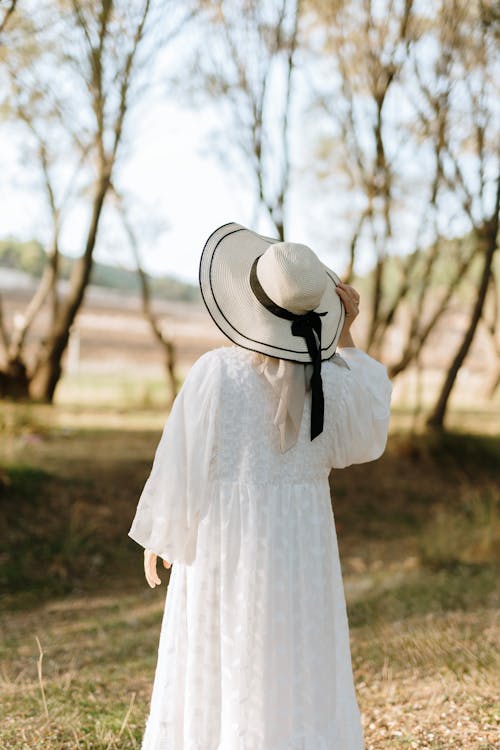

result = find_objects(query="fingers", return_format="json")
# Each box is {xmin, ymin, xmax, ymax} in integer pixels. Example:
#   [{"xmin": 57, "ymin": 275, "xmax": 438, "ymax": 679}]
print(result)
[
  {"xmin": 336, "ymin": 282, "xmax": 360, "ymax": 301},
  {"xmin": 147, "ymin": 561, "xmax": 161, "ymax": 588},
  {"xmin": 335, "ymin": 283, "xmax": 360, "ymax": 319},
  {"xmin": 143, "ymin": 550, "xmax": 173, "ymax": 588},
  {"xmin": 144, "ymin": 550, "xmax": 162, "ymax": 588}
]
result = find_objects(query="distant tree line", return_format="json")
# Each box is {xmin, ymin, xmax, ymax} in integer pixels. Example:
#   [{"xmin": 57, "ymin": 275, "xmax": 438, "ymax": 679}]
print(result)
[{"xmin": 0, "ymin": 239, "xmax": 200, "ymax": 301}]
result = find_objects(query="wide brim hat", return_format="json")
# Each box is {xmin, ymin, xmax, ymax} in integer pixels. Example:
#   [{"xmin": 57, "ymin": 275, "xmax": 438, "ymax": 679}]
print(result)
[{"xmin": 199, "ymin": 222, "xmax": 345, "ymax": 364}]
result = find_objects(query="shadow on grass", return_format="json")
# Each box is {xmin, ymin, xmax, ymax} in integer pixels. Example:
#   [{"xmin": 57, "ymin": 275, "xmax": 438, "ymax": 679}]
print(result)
[
  {"xmin": 0, "ymin": 462, "xmax": 144, "ymax": 602},
  {"xmin": 2, "ymin": 427, "xmax": 499, "ymax": 611},
  {"xmin": 397, "ymin": 430, "xmax": 500, "ymax": 476},
  {"xmin": 347, "ymin": 563, "xmax": 498, "ymax": 629}
]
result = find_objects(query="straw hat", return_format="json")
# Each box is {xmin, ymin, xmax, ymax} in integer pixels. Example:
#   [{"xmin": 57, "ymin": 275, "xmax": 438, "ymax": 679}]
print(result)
[
  {"xmin": 199, "ymin": 222, "xmax": 345, "ymax": 363},
  {"xmin": 199, "ymin": 222, "xmax": 346, "ymax": 442}
]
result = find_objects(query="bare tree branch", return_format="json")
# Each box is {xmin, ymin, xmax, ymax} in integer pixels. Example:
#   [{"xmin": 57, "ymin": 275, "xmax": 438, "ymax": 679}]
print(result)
[
  {"xmin": 111, "ymin": 185, "xmax": 177, "ymax": 405},
  {"xmin": 389, "ymin": 238, "xmax": 480, "ymax": 378},
  {"xmin": 312, "ymin": 0, "xmax": 416, "ymax": 353},
  {"xmin": 186, "ymin": 0, "xmax": 301, "ymax": 239},
  {"xmin": 0, "ymin": 0, "xmax": 17, "ymax": 35},
  {"xmin": 427, "ymin": 172, "xmax": 500, "ymax": 428}
]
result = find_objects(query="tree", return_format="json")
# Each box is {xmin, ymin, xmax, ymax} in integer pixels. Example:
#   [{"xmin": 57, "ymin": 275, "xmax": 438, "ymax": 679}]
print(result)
[
  {"xmin": 484, "ymin": 267, "xmax": 500, "ymax": 399},
  {"xmin": 307, "ymin": 0, "xmax": 499, "ymax": 427},
  {"xmin": 178, "ymin": 0, "xmax": 302, "ymax": 239},
  {"xmin": 422, "ymin": 0, "xmax": 500, "ymax": 428},
  {"xmin": 427, "ymin": 178, "xmax": 499, "ymax": 427},
  {"xmin": 0, "ymin": 0, "xmax": 191, "ymax": 401},
  {"xmin": 112, "ymin": 187, "xmax": 178, "ymax": 407},
  {"xmin": 306, "ymin": 0, "xmax": 417, "ymax": 354}
]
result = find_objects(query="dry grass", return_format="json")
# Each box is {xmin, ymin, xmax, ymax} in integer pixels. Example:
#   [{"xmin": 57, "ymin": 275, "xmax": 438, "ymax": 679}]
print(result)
[
  {"xmin": 0, "ymin": 592, "xmax": 161, "ymax": 749},
  {"xmin": 355, "ymin": 608, "xmax": 499, "ymax": 749},
  {"xmin": 0, "ymin": 582, "xmax": 497, "ymax": 749}
]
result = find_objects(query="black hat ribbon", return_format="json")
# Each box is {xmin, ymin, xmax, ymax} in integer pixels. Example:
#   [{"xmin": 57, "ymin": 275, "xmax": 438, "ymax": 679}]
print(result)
[{"xmin": 249, "ymin": 256, "xmax": 327, "ymax": 440}]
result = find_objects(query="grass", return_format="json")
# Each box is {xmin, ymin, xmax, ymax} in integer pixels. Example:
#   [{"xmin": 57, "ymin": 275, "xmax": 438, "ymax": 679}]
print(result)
[
  {"xmin": 0, "ymin": 592, "xmax": 161, "ymax": 749},
  {"xmin": 1, "ymin": 572, "xmax": 497, "ymax": 749},
  {"xmin": 55, "ymin": 372, "xmax": 173, "ymax": 411},
  {"xmin": 418, "ymin": 485, "xmax": 499, "ymax": 570},
  {"xmin": 1, "ymin": 401, "xmax": 499, "ymax": 748},
  {"xmin": 347, "ymin": 564, "xmax": 498, "ymax": 628}
]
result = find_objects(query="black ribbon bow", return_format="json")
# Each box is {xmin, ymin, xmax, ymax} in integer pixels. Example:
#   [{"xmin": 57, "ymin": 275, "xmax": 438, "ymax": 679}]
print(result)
[{"xmin": 249, "ymin": 257, "xmax": 327, "ymax": 441}]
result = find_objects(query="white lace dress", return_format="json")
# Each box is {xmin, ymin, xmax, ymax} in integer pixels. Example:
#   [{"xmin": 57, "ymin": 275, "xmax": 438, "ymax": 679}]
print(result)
[{"xmin": 128, "ymin": 344, "xmax": 392, "ymax": 750}]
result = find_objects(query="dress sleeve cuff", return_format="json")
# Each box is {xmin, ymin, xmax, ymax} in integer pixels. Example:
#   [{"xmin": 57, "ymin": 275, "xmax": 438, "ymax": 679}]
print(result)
[{"xmin": 337, "ymin": 346, "xmax": 393, "ymax": 420}]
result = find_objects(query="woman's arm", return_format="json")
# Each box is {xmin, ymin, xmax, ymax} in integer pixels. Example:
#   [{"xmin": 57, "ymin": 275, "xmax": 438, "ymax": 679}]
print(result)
[
  {"xmin": 330, "ymin": 281, "xmax": 392, "ymax": 468},
  {"xmin": 338, "ymin": 329, "xmax": 355, "ymax": 348}
]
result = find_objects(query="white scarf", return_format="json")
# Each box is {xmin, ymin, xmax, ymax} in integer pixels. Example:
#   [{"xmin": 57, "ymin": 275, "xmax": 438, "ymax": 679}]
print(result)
[{"xmin": 251, "ymin": 350, "xmax": 349, "ymax": 453}]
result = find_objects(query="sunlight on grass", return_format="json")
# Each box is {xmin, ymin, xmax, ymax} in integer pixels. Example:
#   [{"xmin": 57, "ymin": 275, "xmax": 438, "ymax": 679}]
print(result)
[{"xmin": 55, "ymin": 372, "xmax": 172, "ymax": 410}]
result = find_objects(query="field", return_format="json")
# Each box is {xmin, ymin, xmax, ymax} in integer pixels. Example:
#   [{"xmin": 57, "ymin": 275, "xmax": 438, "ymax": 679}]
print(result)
[
  {"xmin": 1, "ymin": 395, "xmax": 499, "ymax": 750},
  {"xmin": 1, "ymin": 280, "xmax": 499, "ymax": 749}
]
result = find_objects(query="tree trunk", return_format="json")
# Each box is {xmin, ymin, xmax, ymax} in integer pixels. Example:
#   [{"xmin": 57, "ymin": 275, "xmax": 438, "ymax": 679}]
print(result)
[
  {"xmin": 486, "ymin": 364, "xmax": 500, "ymax": 399},
  {"xmin": 0, "ymin": 0, "xmax": 17, "ymax": 34},
  {"xmin": 113, "ymin": 186, "xmax": 178, "ymax": 406},
  {"xmin": 162, "ymin": 337, "xmax": 177, "ymax": 408},
  {"xmin": 365, "ymin": 255, "xmax": 384, "ymax": 353},
  {"xmin": 0, "ymin": 357, "xmax": 30, "ymax": 400},
  {"xmin": 28, "ymin": 175, "xmax": 110, "ymax": 402},
  {"xmin": 426, "ymin": 176, "xmax": 500, "ymax": 430}
]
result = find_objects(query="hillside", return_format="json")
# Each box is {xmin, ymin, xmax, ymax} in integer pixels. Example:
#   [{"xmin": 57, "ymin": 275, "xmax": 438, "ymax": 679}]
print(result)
[{"xmin": 0, "ymin": 239, "xmax": 201, "ymax": 303}]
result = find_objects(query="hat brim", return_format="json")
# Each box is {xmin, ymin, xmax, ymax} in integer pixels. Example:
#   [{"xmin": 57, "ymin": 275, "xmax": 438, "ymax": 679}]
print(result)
[{"xmin": 199, "ymin": 222, "xmax": 345, "ymax": 363}]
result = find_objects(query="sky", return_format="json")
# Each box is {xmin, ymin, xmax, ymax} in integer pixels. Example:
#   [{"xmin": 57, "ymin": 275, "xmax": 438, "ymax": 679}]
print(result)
[
  {"xmin": 1, "ymin": 92, "xmax": 394, "ymax": 289},
  {"xmin": 2, "ymin": 97, "xmax": 338, "ymax": 287},
  {"xmin": 112, "ymin": 100, "xmax": 351, "ymax": 285},
  {"xmin": 0, "ymin": 6, "xmax": 377, "ymax": 288},
  {"xmin": 1, "ymin": 102, "xmax": 258, "ymax": 286}
]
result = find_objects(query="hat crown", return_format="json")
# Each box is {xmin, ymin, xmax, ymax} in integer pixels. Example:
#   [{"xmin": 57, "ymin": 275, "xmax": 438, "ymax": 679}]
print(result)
[{"xmin": 256, "ymin": 242, "xmax": 327, "ymax": 314}]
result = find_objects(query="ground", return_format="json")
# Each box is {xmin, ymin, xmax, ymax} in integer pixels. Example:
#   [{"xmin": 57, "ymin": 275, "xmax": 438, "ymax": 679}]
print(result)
[{"xmin": 1, "ymin": 397, "xmax": 499, "ymax": 750}]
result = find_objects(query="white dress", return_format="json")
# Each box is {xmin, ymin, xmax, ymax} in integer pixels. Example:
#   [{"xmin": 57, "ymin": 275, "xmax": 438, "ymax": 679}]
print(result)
[{"xmin": 128, "ymin": 344, "xmax": 393, "ymax": 750}]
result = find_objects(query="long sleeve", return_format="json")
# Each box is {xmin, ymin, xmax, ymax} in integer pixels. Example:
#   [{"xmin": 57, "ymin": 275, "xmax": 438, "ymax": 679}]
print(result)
[
  {"xmin": 330, "ymin": 346, "xmax": 392, "ymax": 469},
  {"xmin": 128, "ymin": 350, "xmax": 221, "ymax": 565}
]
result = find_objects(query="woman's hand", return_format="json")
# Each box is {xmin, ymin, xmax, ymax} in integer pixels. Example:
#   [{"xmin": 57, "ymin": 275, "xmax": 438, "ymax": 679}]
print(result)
[
  {"xmin": 144, "ymin": 549, "xmax": 171, "ymax": 588},
  {"xmin": 335, "ymin": 282, "xmax": 360, "ymax": 347}
]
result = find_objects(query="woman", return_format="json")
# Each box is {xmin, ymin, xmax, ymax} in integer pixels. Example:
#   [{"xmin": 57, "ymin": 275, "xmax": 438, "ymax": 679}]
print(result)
[{"xmin": 128, "ymin": 222, "xmax": 393, "ymax": 749}]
